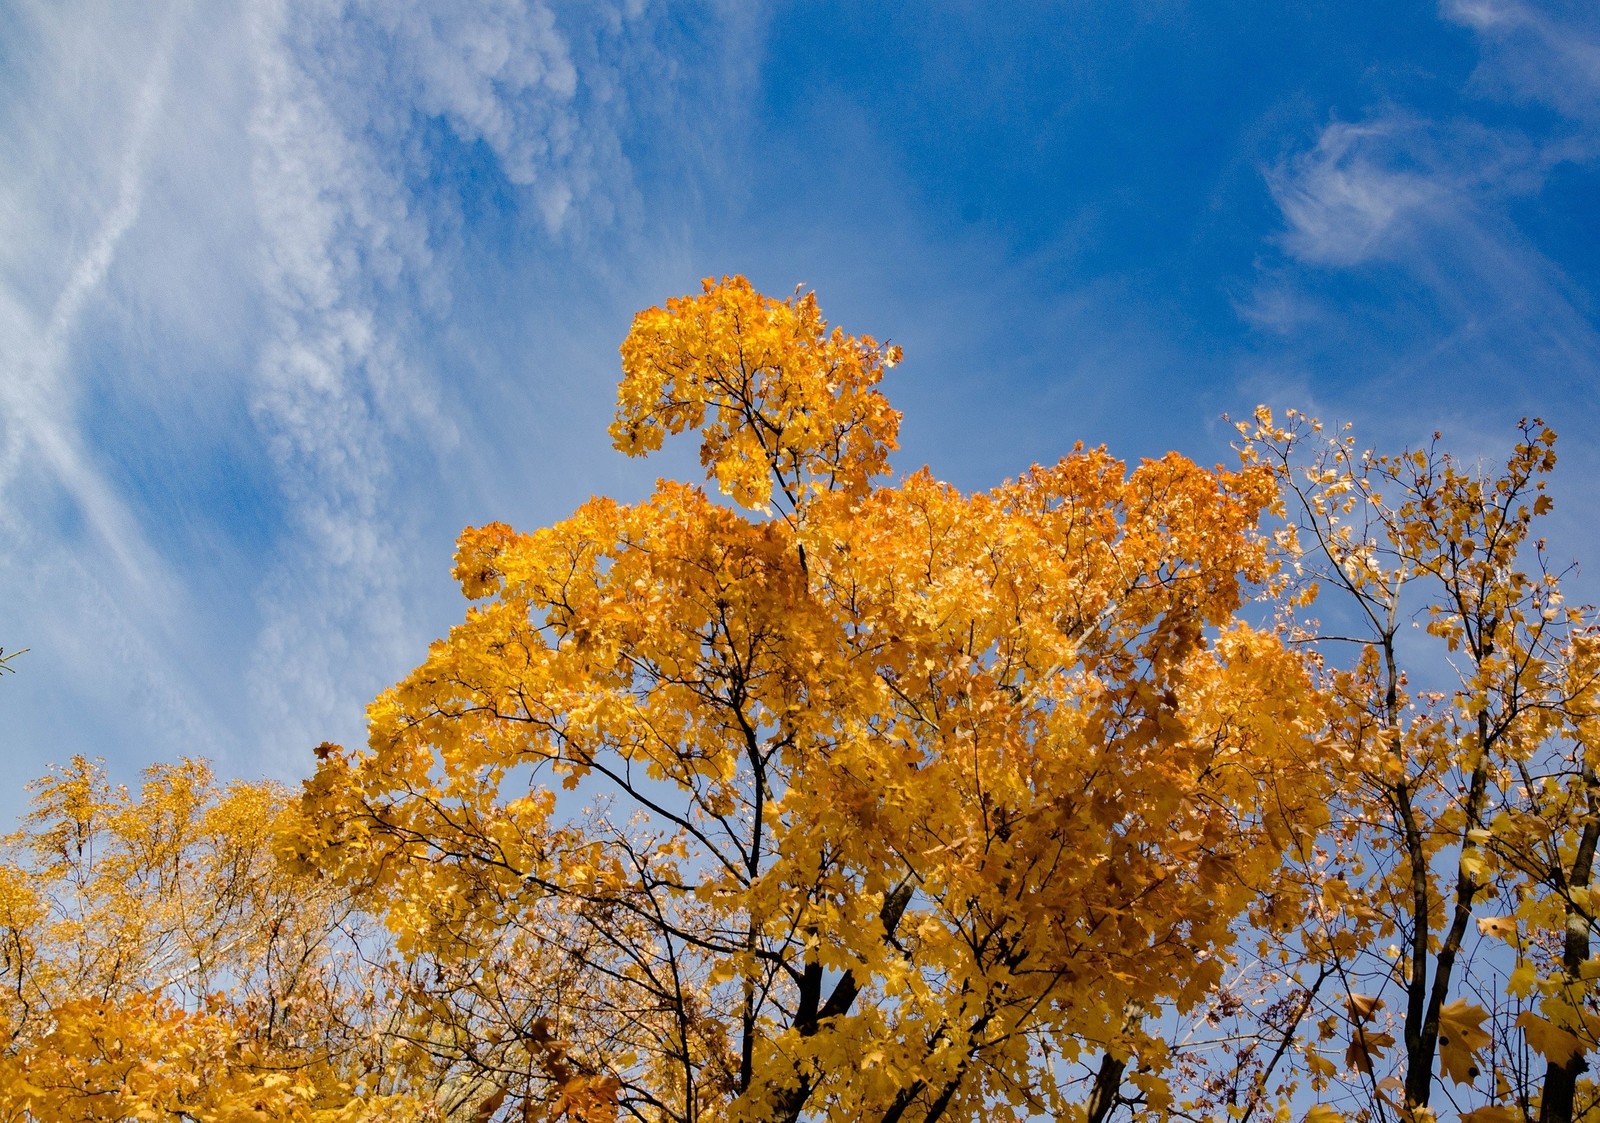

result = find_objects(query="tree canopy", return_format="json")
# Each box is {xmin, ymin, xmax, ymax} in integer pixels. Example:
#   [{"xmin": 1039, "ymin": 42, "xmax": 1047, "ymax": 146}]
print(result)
[{"xmin": 2, "ymin": 277, "xmax": 1596, "ymax": 1123}]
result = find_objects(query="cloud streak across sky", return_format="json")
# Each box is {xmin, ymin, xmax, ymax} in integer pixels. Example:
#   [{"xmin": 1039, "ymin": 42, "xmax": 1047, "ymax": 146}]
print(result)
[
  {"xmin": 1, "ymin": 0, "xmax": 1597, "ymax": 810},
  {"xmin": 0, "ymin": 0, "xmax": 744, "ymax": 799}
]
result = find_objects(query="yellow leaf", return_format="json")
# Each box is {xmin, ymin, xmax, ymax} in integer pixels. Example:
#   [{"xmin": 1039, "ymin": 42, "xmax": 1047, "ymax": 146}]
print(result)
[
  {"xmin": 1437, "ymin": 999, "xmax": 1490, "ymax": 1084},
  {"xmin": 1305, "ymin": 1105, "xmax": 1344, "ymax": 1123},
  {"xmin": 1517, "ymin": 1011, "xmax": 1586, "ymax": 1065},
  {"xmin": 1459, "ymin": 1108, "xmax": 1518, "ymax": 1123},
  {"xmin": 1508, "ymin": 962, "xmax": 1539, "ymax": 998}
]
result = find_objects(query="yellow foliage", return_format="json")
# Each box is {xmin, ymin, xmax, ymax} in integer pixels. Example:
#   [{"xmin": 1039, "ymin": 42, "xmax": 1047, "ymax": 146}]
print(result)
[
  {"xmin": 1458, "ymin": 1108, "xmax": 1519, "ymax": 1123},
  {"xmin": 297, "ymin": 278, "xmax": 1335, "ymax": 1122},
  {"xmin": 0, "ymin": 758, "xmax": 405, "ymax": 1121},
  {"xmin": 27, "ymin": 282, "xmax": 1596, "ymax": 1122}
]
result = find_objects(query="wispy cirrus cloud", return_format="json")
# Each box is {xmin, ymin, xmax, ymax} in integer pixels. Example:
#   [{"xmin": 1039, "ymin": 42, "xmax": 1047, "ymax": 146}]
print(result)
[
  {"xmin": 1266, "ymin": 118, "xmax": 1443, "ymax": 268},
  {"xmin": 0, "ymin": 1, "xmax": 233, "ymax": 772},
  {"xmin": 1248, "ymin": 2, "xmax": 1597, "ymax": 334},
  {"xmin": 0, "ymin": 3, "xmax": 177, "ymax": 555},
  {"xmin": 0, "ymin": 0, "xmax": 754, "ymax": 803},
  {"xmin": 1444, "ymin": 0, "xmax": 1600, "ymax": 124},
  {"xmin": 240, "ymin": 0, "xmax": 708, "ymax": 764},
  {"xmin": 1239, "ymin": 0, "xmax": 1600, "ymax": 573},
  {"xmin": 1261, "ymin": 104, "xmax": 1561, "ymax": 276},
  {"xmin": 1248, "ymin": 117, "xmax": 1600, "ymax": 416}
]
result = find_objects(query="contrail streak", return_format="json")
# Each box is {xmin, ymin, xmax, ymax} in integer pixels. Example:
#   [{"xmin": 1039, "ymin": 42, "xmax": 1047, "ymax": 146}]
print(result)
[{"xmin": 0, "ymin": 1, "xmax": 184, "ymax": 589}]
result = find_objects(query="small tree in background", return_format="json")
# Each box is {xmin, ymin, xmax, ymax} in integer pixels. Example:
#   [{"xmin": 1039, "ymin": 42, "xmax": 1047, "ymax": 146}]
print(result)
[
  {"xmin": 1178, "ymin": 414, "xmax": 1600, "ymax": 1123},
  {"xmin": 0, "ymin": 757, "xmax": 420, "ymax": 1121}
]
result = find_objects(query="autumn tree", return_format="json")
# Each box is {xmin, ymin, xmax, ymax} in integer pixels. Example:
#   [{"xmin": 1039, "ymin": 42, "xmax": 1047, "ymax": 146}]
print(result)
[
  {"xmin": 294, "ymin": 276, "xmax": 1336, "ymax": 1123},
  {"xmin": 9, "ymin": 280, "xmax": 1595, "ymax": 1123},
  {"xmin": 1184, "ymin": 414, "xmax": 1600, "ymax": 1123},
  {"xmin": 0, "ymin": 756, "xmax": 418, "ymax": 1122}
]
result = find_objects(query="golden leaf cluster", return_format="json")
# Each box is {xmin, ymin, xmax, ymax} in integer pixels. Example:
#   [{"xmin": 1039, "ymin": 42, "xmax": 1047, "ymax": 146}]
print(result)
[{"xmin": 8, "ymin": 280, "xmax": 1600, "ymax": 1123}]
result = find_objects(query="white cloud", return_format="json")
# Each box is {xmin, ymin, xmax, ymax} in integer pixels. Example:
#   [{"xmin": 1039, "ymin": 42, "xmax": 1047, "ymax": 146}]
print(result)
[
  {"xmin": 0, "ymin": 2, "xmax": 176, "ymax": 559},
  {"xmin": 369, "ymin": 1, "xmax": 579, "ymax": 194},
  {"xmin": 240, "ymin": 0, "xmax": 658, "ymax": 765},
  {"xmin": 0, "ymin": 0, "xmax": 753, "ymax": 806},
  {"xmin": 0, "ymin": 2, "xmax": 241, "ymax": 789},
  {"xmin": 1443, "ymin": 0, "xmax": 1600, "ymax": 123},
  {"xmin": 1268, "ymin": 119, "xmax": 1441, "ymax": 267},
  {"xmin": 1257, "ymin": 109, "xmax": 1600, "ymax": 411},
  {"xmin": 1260, "ymin": 2, "xmax": 1599, "ymax": 301},
  {"xmin": 1258, "ymin": 0, "xmax": 1599, "ymax": 290},
  {"xmin": 1243, "ymin": 2, "xmax": 1600, "ymax": 593}
]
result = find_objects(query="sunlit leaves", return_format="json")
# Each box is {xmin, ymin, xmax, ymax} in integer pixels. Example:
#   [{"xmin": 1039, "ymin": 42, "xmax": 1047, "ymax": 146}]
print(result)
[
  {"xmin": 612, "ymin": 275, "xmax": 902, "ymax": 511},
  {"xmin": 1224, "ymin": 410, "xmax": 1600, "ymax": 1123},
  {"xmin": 297, "ymin": 278, "xmax": 1334, "ymax": 1123},
  {"xmin": 0, "ymin": 758, "xmax": 399, "ymax": 1120}
]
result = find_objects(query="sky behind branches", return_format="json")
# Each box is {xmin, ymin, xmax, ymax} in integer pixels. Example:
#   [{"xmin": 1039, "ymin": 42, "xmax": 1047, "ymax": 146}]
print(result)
[{"xmin": 1, "ymin": 0, "xmax": 1597, "ymax": 813}]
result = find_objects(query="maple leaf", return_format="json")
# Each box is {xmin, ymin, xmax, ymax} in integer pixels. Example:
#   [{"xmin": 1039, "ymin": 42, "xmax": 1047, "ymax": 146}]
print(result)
[
  {"xmin": 1516, "ymin": 1011, "xmax": 1586, "ymax": 1065},
  {"xmin": 1346, "ymin": 993, "xmax": 1383, "ymax": 1023},
  {"xmin": 1436, "ymin": 999, "xmax": 1490, "ymax": 1084},
  {"xmin": 1458, "ymin": 1108, "xmax": 1518, "ymax": 1123},
  {"xmin": 1346, "ymin": 1029, "xmax": 1395, "ymax": 1074},
  {"xmin": 1475, "ymin": 915, "xmax": 1517, "ymax": 941}
]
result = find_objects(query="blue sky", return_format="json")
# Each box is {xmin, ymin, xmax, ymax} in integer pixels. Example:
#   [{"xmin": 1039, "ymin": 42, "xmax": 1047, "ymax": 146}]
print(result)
[{"xmin": 1, "ymin": 0, "xmax": 1597, "ymax": 815}]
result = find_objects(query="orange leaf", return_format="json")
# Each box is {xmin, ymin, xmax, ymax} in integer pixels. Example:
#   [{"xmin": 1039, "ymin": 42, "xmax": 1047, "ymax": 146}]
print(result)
[
  {"xmin": 1346, "ymin": 993, "xmax": 1383, "ymax": 1024},
  {"xmin": 1346, "ymin": 1029, "xmax": 1395, "ymax": 1074}
]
